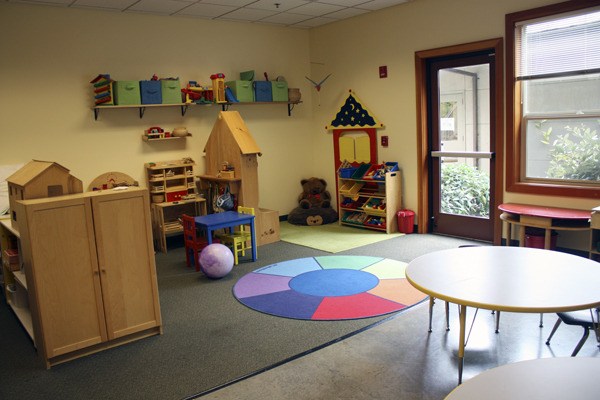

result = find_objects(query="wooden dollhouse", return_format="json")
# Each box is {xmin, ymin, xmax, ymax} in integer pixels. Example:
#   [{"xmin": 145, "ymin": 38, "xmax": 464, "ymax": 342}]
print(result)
[
  {"xmin": 6, "ymin": 160, "xmax": 83, "ymax": 229},
  {"xmin": 199, "ymin": 111, "xmax": 279, "ymax": 245}
]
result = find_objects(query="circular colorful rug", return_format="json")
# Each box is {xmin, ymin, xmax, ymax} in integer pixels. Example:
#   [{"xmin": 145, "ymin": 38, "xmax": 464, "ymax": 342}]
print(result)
[{"xmin": 232, "ymin": 256, "xmax": 426, "ymax": 321}]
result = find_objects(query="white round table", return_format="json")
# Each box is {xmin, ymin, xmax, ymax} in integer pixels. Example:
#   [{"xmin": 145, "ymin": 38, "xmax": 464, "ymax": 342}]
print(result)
[
  {"xmin": 445, "ymin": 357, "xmax": 600, "ymax": 399},
  {"xmin": 406, "ymin": 246, "xmax": 600, "ymax": 383}
]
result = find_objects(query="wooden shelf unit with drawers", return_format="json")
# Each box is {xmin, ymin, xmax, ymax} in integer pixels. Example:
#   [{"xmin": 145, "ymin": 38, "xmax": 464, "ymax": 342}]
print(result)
[
  {"xmin": 337, "ymin": 171, "xmax": 402, "ymax": 234},
  {"xmin": 145, "ymin": 159, "xmax": 206, "ymax": 252},
  {"xmin": 0, "ymin": 187, "xmax": 162, "ymax": 368}
]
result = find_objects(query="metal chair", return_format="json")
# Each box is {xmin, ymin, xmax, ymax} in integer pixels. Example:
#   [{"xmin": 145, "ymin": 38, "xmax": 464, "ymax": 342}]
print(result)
[
  {"xmin": 181, "ymin": 214, "xmax": 209, "ymax": 271},
  {"xmin": 217, "ymin": 206, "xmax": 255, "ymax": 265},
  {"xmin": 545, "ymin": 308, "xmax": 600, "ymax": 356}
]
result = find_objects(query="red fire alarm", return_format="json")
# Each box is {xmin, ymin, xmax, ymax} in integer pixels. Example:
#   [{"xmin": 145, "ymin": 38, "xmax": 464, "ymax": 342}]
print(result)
[
  {"xmin": 379, "ymin": 66, "xmax": 388, "ymax": 78},
  {"xmin": 381, "ymin": 135, "xmax": 388, "ymax": 147}
]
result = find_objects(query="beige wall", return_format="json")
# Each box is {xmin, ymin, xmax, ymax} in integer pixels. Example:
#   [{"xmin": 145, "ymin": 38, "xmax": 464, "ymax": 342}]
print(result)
[
  {"xmin": 0, "ymin": 3, "xmax": 313, "ymax": 214},
  {"xmin": 1, "ymin": 0, "xmax": 597, "ymax": 249}
]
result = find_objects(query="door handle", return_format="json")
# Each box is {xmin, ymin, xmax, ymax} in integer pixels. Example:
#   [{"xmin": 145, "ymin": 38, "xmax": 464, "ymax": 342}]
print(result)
[{"xmin": 431, "ymin": 151, "xmax": 494, "ymax": 159}]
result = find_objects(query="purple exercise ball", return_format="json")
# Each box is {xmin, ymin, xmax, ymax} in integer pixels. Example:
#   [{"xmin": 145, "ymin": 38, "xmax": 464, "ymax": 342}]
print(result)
[{"xmin": 199, "ymin": 243, "xmax": 234, "ymax": 279}]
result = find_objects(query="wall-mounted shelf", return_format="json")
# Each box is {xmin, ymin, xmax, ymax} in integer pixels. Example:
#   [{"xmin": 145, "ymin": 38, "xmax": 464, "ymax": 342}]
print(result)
[
  {"xmin": 221, "ymin": 100, "xmax": 302, "ymax": 116},
  {"xmin": 92, "ymin": 100, "xmax": 302, "ymax": 120},
  {"xmin": 142, "ymin": 134, "xmax": 192, "ymax": 142}
]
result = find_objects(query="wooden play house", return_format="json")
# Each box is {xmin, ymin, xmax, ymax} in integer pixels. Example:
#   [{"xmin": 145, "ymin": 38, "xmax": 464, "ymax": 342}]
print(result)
[
  {"xmin": 199, "ymin": 111, "xmax": 279, "ymax": 245},
  {"xmin": 7, "ymin": 160, "xmax": 83, "ymax": 229}
]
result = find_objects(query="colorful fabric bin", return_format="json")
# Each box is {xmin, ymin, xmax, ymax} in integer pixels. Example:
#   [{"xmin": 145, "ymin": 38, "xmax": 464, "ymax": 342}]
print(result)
[
  {"xmin": 113, "ymin": 81, "xmax": 141, "ymax": 105},
  {"xmin": 140, "ymin": 80, "xmax": 162, "ymax": 104},
  {"xmin": 226, "ymin": 81, "xmax": 254, "ymax": 102},
  {"xmin": 254, "ymin": 81, "xmax": 272, "ymax": 102},
  {"xmin": 271, "ymin": 81, "xmax": 289, "ymax": 101},
  {"xmin": 161, "ymin": 79, "xmax": 182, "ymax": 104}
]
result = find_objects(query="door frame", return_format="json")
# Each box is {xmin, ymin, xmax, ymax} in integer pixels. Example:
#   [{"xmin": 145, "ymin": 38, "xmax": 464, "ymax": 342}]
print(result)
[{"xmin": 415, "ymin": 38, "xmax": 504, "ymax": 245}]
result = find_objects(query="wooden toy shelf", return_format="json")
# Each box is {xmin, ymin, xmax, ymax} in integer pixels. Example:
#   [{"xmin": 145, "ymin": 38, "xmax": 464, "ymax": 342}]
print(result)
[
  {"xmin": 92, "ymin": 100, "xmax": 302, "ymax": 120},
  {"xmin": 145, "ymin": 159, "xmax": 206, "ymax": 252},
  {"xmin": 337, "ymin": 171, "xmax": 402, "ymax": 234}
]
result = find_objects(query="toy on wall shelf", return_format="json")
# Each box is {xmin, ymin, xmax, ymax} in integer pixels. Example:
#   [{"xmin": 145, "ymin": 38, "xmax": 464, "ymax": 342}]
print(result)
[
  {"xmin": 90, "ymin": 74, "xmax": 114, "ymax": 105},
  {"xmin": 182, "ymin": 81, "xmax": 214, "ymax": 104},
  {"xmin": 210, "ymin": 73, "xmax": 226, "ymax": 103}
]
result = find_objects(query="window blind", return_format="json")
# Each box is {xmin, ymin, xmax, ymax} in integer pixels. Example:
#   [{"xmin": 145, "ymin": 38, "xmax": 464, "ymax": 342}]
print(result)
[{"xmin": 516, "ymin": 7, "xmax": 600, "ymax": 80}]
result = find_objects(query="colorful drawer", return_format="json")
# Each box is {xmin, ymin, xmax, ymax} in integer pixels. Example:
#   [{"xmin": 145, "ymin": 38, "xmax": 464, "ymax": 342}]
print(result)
[
  {"xmin": 113, "ymin": 80, "xmax": 141, "ymax": 105},
  {"xmin": 161, "ymin": 79, "xmax": 182, "ymax": 104}
]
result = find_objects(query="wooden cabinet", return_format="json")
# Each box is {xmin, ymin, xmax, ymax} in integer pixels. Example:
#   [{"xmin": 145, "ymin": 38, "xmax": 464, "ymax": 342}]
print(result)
[
  {"xmin": 337, "ymin": 171, "xmax": 402, "ymax": 233},
  {"xmin": 590, "ymin": 206, "xmax": 600, "ymax": 262},
  {"xmin": 11, "ymin": 187, "xmax": 162, "ymax": 368},
  {"xmin": 145, "ymin": 159, "xmax": 206, "ymax": 252}
]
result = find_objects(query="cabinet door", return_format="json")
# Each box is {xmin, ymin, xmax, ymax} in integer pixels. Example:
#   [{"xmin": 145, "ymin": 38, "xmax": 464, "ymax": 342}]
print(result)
[
  {"xmin": 91, "ymin": 189, "xmax": 162, "ymax": 339},
  {"xmin": 19, "ymin": 197, "xmax": 107, "ymax": 359}
]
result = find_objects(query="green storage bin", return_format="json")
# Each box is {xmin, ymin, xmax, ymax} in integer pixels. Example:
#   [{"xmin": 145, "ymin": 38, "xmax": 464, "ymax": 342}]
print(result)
[
  {"xmin": 113, "ymin": 81, "xmax": 141, "ymax": 105},
  {"xmin": 272, "ymin": 81, "xmax": 288, "ymax": 102},
  {"xmin": 161, "ymin": 79, "xmax": 182, "ymax": 104},
  {"xmin": 226, "ymin": 80, "xmax": 254, "ymax": 102}
]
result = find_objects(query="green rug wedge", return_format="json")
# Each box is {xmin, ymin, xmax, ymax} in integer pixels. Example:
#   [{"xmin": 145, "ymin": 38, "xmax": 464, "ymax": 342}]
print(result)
[{"xmin": 279, "ymin": 221, "xmax": 404, "ymax": 253}]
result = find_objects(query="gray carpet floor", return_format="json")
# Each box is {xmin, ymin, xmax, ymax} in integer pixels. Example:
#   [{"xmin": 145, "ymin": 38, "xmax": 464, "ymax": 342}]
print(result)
[{"xmin": 2, "ymin": 233, "xmax": 595, "ymax": 399}]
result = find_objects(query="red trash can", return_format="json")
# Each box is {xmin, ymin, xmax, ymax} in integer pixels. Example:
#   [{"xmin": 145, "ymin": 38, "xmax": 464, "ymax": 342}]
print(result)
[{"xmin": 397, "ymin": 209, "xmax": 415, "ymax": 234}]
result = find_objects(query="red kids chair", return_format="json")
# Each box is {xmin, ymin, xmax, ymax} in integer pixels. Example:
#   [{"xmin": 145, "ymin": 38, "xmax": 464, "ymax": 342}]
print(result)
[{"xmin": 181, "ymin": 214, "xmax": 209, "ymax": 271}]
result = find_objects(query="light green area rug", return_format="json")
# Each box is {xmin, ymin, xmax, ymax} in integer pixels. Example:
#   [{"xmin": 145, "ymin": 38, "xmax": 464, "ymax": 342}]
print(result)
[{"xmin": 279, "ymin": 221, "xmax": 404, "ymax": 253}]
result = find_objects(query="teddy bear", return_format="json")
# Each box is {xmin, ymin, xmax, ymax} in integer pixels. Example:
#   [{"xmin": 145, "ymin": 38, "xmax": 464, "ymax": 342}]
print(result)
[{"xmin": 298, "ymin": 177, "xmax": 332, "ymax": 209}]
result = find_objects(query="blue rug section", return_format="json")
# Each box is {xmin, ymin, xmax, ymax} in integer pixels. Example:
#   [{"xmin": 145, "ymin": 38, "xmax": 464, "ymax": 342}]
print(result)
[
  {"xmin": 289, "ymin": 269, "xmax": 379, "ymax": 297},
  {"xmin": 239, "ymin": 289, "xmax": 324, "ymax": 319}
]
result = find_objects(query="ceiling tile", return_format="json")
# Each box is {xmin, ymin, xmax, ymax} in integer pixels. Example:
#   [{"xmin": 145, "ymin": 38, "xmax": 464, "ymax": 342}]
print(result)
[
  {"xmin": 127, "ymin": 0, "xmax": 195, "ymax": 15},
  {"xmin": 219, "ymin": 7, "xmax": 278, "ymax": 22},
  {"xmin": 175, "ymin": 3, "xmax": 237, "ymax": 18},
  {"xmin": 287, "ymin": 2, "xmax": 343, "ymax": 17},
  {"xmin": 72, "ymin": 0, "xmax": 138, "ymax": 11},
  {"xmin": 356, "ymin": 0, "xmax": 409, "ymax": 11}
]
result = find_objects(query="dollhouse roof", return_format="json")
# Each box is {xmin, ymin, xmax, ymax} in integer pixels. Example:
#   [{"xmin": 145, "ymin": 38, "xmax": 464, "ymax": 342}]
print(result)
[
  {"xmin": 326, "ymin": 90, "xmax": 384, "ymax": 130},
  {"xmin": 7, "ymin": 160, "xmax": 72, "ymax": 187},
  {"xmin": 204, "ymin": 111, "xmax": 262, "ymax": 156}
]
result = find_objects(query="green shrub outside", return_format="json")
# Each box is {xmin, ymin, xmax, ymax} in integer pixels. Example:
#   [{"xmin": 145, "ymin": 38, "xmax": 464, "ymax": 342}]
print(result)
[{"xmin": 440, "ymin": 162, "xmax": 490, "ymax": 217}]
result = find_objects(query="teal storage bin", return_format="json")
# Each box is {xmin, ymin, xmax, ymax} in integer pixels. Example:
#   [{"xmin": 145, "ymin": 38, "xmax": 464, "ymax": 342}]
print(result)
[
  {"xmin": 226, "ymin": 81, "xmax": 254, "ymax": 102},
  {"xmin": 161, "ymin": 79, "xmax": 182, "ymax": 104},
  {"xmin": 272, "ymin": 81, "xmax": 288, "ymax": 102},
  {"xmin": 113, "ymin": 81, "xmax": 141, "ymax": 105}
]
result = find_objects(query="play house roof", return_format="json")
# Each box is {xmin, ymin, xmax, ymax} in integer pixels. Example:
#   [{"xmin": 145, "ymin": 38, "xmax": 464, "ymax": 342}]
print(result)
[
  {"xmin": 205, "ymin": 111, "xmax": 262, "ymax": 156},
  {"xmin": 326, "ymin": 90, "xmax": 384, "ymax": 130},
  {"xmin": 7, "ymin": 160, "xmax": 72, "ymax": 187}
]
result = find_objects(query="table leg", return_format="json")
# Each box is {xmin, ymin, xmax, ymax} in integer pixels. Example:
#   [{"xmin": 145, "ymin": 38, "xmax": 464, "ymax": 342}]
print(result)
[
  {"xmin": 428, "ymin": 297, "xmax": 435, "ymax": 333},
  {"xmin": 519, "ymin": 226, "xmax": 525, "ymax": 247},
  {"xmin": 544, "ymin": 228, "xmax": 551, "ymax": 250},
  {"xmin": 250, "ymin": 220, "xmax": 257, "ymax": 261},
  {"xmin": 207, "ymin": 228, "xmax": 213, "ymax": 245},
  {"xmin": 458, "ymin": 304, "xmax": 467, "ymax": 384}
]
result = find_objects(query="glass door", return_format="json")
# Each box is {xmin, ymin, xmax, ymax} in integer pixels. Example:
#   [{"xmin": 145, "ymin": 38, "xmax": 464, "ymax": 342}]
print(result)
[{"xmin": 429, "ymin": 52, "xmax": 496, "ymax": 241}]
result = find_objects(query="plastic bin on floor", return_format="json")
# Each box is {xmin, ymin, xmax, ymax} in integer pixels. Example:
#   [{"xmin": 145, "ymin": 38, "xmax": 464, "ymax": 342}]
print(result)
[{"xmin": 397, "ymin": 209, "xmax": 415, "ymax": 234}]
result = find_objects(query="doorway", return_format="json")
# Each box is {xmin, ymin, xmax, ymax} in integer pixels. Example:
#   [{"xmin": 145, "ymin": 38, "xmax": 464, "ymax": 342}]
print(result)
[{"xmin": 415, "ymin": 39, "xmax": 504, "ymax": 244}]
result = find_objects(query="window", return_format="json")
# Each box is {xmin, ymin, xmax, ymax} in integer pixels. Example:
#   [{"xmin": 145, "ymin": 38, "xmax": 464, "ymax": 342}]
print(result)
[{"xmin": 506, "ymin": 2, "xmax": 600, "ymax": 197}]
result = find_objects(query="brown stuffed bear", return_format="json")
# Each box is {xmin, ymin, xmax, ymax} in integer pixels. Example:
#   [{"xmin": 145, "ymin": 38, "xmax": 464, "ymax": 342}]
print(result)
[{"xmin": 298, "ymin": 177, "xmax": 332, "ymax": 209}]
